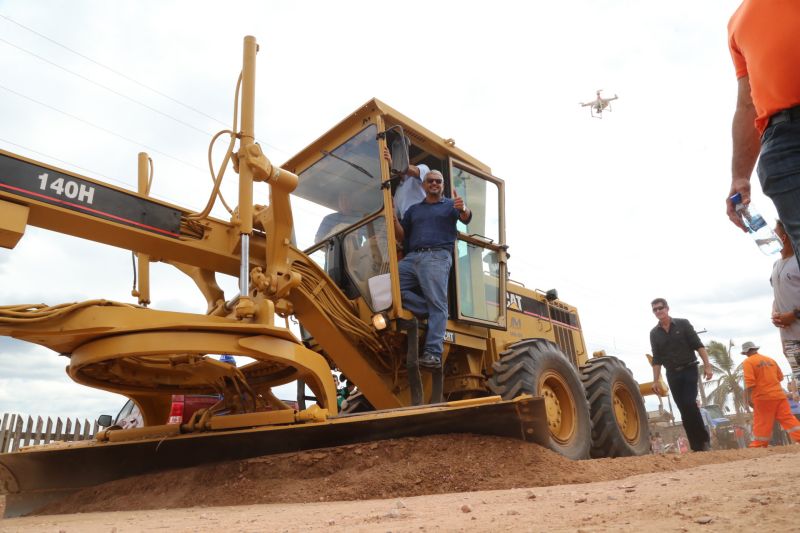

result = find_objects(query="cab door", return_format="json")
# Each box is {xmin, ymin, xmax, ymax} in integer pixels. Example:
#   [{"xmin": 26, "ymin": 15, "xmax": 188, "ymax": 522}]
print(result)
[{"xmin": 449, "ymin": 159, "xmax": 507, "ymax": 329}]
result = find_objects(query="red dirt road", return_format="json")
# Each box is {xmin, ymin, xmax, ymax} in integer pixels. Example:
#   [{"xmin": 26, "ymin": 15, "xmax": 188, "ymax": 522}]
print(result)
[{"xmin": 2, "ymin": 434, "xmax": 799, "ymax": 531}]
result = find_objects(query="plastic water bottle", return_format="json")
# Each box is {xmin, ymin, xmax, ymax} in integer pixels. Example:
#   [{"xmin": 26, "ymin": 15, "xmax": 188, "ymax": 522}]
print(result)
[{"xmin": 729, "ymin": 193, "xmax": 782, "ymax": 255}]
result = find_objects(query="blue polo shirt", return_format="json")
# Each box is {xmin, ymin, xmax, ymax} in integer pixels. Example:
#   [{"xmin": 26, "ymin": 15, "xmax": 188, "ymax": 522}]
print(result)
[{"xmin": 401, "ymin": 197, "xmax": 471, "ymax": 251}]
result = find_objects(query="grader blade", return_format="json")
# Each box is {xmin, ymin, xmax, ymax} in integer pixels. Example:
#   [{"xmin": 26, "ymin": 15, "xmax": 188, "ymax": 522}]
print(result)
[{"xmin": 0, "ymin": 395, "xmax": 547, "ymax": 518}]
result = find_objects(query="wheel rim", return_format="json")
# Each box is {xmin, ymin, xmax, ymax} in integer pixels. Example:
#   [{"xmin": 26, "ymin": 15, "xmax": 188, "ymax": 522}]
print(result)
[
  {"xmin": 539, "ymin": 370, "xmax": 576, "ymax": 444},
  {"xmin": 612, "ymin": 381, "xmax": 640, "ymax": 443}
]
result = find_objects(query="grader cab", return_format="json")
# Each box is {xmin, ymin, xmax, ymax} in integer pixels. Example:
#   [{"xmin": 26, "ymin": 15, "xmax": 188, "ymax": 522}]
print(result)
[{"xmin": 0, "ymin": 36, "xmax": 657, "ymax": 517}]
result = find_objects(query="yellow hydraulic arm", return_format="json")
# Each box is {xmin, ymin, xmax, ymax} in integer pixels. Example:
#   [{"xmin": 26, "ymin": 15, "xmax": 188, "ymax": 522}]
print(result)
[{"xmin": 0, "ymin": 36, "xmax": 411, "ymax": 421}]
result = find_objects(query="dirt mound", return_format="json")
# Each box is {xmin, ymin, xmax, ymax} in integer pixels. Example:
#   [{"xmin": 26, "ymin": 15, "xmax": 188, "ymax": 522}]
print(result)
[{"xmin": 36, "ymin": 434, "xmax": 800, "ymax": 516}]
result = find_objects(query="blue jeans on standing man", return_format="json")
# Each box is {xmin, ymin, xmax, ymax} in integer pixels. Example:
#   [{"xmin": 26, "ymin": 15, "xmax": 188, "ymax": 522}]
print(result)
[
  {"xmin": 758, "ymin": 119, "xmax": 800, "ymax": 270},
  {"xmin": 398, "ymin": 249, "xmax": 452, "ymax": 361}
]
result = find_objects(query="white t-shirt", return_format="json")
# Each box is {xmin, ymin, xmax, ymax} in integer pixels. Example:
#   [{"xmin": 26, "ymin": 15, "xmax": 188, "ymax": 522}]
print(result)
[
  {"xmin": 771, "ymin": 255, "xmax": 800, "ymax": 342},
  {"xmin": 394, "ymin": 163, "xmax": 429, "ymax": 219}
]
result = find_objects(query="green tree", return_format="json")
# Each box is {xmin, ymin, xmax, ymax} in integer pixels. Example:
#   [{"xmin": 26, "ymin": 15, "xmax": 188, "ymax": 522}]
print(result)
[{"xmin": 704, "ymin": 340, "xmax": 749, "ymax": 414}]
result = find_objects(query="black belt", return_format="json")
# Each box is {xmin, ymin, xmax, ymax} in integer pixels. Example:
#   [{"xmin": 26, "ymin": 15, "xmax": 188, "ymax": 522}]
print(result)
[
  {"xmin": 669, "ymin": 361, "xmax": 699, "ymax": 372},
  {"xmin": 768, "ymin": 104, "xmax": 800, "ymax": 128},
  {"xmin": 413, "ymin": 247, "xmax": 446, "ymax": 253}
]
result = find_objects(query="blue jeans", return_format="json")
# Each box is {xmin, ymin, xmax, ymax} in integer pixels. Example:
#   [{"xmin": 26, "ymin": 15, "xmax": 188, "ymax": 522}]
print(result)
[
  {"xmin": 758, "ymin": 120, "xmax": 800, "ymax": 269},
  {"xmin": 398, "ymin": 249, "xmax": 452, "ymax": 359}
]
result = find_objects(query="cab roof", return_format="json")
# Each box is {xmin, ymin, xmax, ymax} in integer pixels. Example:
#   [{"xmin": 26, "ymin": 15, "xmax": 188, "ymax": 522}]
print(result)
[{"xmin": 281, "ymin": 98, "xmax": 492, "ymax": 175}]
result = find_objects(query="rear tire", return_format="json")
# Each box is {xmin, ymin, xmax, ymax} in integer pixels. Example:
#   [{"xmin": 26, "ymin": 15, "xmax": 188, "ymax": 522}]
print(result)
[
  {"xmin": 488, "ymin": 339, "xmax": 591, "ymax": 460},
  {"xmin": 581, "ymin": 356, "xmax": 650, "ymax": 458}
]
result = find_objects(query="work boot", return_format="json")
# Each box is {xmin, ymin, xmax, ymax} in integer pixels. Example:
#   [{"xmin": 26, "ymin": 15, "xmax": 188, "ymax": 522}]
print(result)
[{"xmin": 418, "ymin": 352, "xmax": 441, "ymax": 369}]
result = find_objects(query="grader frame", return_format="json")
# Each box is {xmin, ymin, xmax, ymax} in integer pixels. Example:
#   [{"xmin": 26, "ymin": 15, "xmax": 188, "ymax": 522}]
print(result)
[{"xmin": 0, "ymin": 36, "xmax": 659, "ymax": 517}]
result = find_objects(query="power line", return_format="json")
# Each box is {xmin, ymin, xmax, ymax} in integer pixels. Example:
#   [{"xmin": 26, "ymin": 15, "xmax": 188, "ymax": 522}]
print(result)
[
  {"xmin": 0, "ymin": 13, "xmax": 290, "ymax": 157},
  {"xmin": 0, "ymin": 83, "xmax": 206, "ymax": 173},
  {"xmin": 0, "ymin": 12, "xmax": 229, "ymax": 129},
  {"xmin": 0, "ymin": 137, "xmax": 130, "ymax": 188},
  {"xmin": 0, "ymin": 37, "xmax": 214, "ymax": 138},
  {"xmin": 0, "ymin": 14, "xmax": 326, "ymax": 206}
]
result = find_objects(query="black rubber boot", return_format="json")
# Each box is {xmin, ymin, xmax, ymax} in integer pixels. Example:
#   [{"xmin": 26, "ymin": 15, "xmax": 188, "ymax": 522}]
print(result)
[
  {"xmin": 399, "ymin": 317, "xmax": 423, "ymax": 406},
  {"xmin": 429, "ymin": 365, "xmax": 444, "ymax": 404}
]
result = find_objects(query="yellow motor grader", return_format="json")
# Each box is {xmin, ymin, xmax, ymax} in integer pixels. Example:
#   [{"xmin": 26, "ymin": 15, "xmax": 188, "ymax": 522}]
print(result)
[{"xmin": 0, "ymin": 36, "xmax": 660, "ymax": 517}]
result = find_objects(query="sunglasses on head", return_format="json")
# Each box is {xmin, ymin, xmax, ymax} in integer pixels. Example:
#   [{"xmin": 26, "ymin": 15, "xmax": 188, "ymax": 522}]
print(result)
[
  {"xmin": 652, "ymin": 306, "xmax": 665, "ymax": 312},
  {"xmin": 425, "ymin": 178, "xmax": 443, "ymax": 184}
]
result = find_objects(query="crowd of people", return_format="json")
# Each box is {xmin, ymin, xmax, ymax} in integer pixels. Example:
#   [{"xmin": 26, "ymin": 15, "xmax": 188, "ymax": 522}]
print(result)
[
  {"xmin": 726, "ymin": 1, "xmax": 800, "ymax": 446},
  {"xmin": 648, "ymin": 290, "xmax": 800, "ymax": 452},
  {"xmin": 646, "ymin": 2, "xmax": 800, "ymax": 453}
]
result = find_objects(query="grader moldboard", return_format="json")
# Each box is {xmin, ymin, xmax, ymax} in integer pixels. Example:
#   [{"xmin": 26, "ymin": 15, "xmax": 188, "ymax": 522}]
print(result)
[{"xmin": 0, "ymin": 36, "xmax": 660, "ymax": 517}]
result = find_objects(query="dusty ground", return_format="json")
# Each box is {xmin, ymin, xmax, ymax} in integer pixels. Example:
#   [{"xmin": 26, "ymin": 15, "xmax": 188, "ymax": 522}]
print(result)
[{"xmin": 2, "ymin": 434, "xmax": 800, "ymax": 532}]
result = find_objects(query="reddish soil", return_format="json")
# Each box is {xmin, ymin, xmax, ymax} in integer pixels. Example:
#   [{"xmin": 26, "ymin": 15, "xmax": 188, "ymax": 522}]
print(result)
[{"xmin": 2, "ymin": 434, "xmax": 799, "ymax": 531}]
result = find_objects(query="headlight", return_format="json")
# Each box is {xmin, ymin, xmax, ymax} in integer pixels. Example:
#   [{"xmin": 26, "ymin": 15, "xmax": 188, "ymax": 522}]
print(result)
[{"xmin": 371, "ymin": 313, "xmax": 387, "ymax": 330}]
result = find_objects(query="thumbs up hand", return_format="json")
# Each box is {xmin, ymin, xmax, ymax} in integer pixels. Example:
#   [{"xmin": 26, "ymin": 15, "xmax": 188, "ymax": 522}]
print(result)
[{"xmin": 453, "ymin": 190, "xmax": 465, "ymax": 213}]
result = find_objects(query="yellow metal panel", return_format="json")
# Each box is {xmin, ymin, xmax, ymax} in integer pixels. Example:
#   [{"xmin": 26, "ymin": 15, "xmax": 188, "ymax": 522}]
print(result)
[
  {"xmin": 0, "ymin": 303, "xmax": 297, "ymax": 354},
  {"xmin": 207, "ymin": 409, "xmax": 296, "ymax": 430},
  {"xmin": 0, "ymin": 200, "xmax": 27, "ymax": 249},
  {"xmin": 0, "ymin": 148, "xmax": 261, "ymax": 276},
  {"xmin": 238, "ymin": 335, "xmax": 338, "ymax": 411},
  {"xmin": 446, "ymin": 323, "xmax": 489, "ymax": 350}
]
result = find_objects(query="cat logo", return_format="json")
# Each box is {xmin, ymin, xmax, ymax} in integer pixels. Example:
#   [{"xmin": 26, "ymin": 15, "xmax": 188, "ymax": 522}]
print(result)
[
  {"xmin": 506, "ymin": 292, "xmax": 523, "ymax": 311},
  {"xmin": 444, "ymin": 331, "xmax": 455, "ymax": 343}
]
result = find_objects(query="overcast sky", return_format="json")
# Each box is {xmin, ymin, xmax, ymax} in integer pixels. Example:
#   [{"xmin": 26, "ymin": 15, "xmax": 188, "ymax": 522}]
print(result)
[{"xmin": 0, "ymin": 0, "xmax": 782, "ymax": 425}]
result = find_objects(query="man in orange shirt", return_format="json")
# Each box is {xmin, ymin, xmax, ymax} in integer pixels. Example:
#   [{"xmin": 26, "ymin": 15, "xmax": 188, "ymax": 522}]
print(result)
[
  {"xmin": 741, "ymin": 341, "xmax": 800, "ymax": 447},
  {"xmin": 726, "ymin": 2, "xmax": 800, "ymax": 267}
]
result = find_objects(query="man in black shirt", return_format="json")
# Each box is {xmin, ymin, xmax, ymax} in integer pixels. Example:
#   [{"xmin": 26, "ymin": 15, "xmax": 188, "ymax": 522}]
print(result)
[{"xmin": 649, "ymin": 297, "xmax": 713, "ymax": 452}]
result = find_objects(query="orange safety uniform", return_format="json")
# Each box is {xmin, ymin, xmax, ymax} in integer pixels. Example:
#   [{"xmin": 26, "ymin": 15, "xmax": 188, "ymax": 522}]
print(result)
[
  {"xmin": 743, "ymin": 352, "xmax": 800, "ymax": 447},
  {"xmin": 728, "ymin": 0, "xmax": 800, "ymax": 134}
]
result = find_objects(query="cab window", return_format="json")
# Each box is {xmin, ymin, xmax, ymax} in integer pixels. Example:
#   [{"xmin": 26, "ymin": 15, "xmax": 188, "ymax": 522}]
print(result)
[
  {"xmin": 292, "ymin": 124, "xmax": 383, "ymax": 251},
  {"xmin": 451, "ymin": 162, "xmax": 505, "ymax": 327}
]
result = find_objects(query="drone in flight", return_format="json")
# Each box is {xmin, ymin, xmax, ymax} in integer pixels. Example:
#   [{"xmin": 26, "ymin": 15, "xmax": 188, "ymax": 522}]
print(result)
[{"xmin": 580, "ymin": 89, "xmax": 618, "ymax": 118}]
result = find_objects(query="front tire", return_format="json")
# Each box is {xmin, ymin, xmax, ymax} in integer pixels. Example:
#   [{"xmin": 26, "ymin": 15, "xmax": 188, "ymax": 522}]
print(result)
[
  {"xmin": 581, "ymin": 356, "xmax": 650, "ymax": 458},
  {"xmin": 488, "ymin": 339, "xmax": 591, "ymax": 460}
]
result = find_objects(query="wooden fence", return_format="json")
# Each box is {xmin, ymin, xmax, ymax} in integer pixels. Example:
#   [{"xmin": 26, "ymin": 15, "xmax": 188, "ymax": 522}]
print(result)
[{"xmin": 0, "ymin": 413, "xmax": 100, "ymax": 453}]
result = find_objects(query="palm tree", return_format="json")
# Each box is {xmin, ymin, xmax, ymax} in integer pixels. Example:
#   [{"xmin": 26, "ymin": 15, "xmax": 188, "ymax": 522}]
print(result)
[{"xmin": 704, "ymin": 340, "xmax": 749, "ymax": 414}]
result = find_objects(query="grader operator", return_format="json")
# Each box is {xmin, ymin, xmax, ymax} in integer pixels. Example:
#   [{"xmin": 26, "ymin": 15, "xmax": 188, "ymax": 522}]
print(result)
[{"xmin": 0, "ymin": 36, "xmax": 659, "ymax": 517}]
